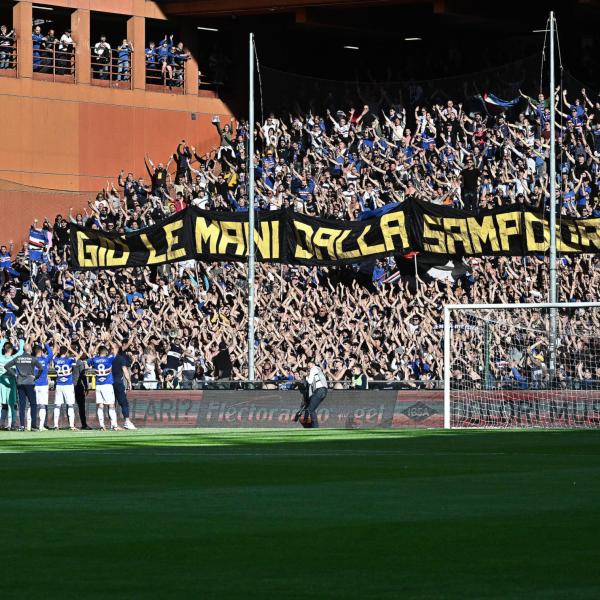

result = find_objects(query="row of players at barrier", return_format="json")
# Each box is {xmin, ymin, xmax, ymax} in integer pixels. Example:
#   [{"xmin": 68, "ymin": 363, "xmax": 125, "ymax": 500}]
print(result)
[
  {"xmin": 1, "ymin": 89, "xmax": 600, "ymax": 391},
  {"xmin": 0, "ymin": 332, "xmax": 137, "ymax": 431}
]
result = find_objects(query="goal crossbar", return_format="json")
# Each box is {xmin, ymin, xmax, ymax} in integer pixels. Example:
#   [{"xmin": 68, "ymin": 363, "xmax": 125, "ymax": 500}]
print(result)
[{"xmin": 445, "ymin": 302, "xmax": 600, "ymax": 311}]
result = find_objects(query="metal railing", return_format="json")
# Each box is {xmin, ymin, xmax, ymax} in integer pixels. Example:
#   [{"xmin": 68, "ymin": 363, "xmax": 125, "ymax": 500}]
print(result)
[
  {"xmin": 41, "ymin": 372, "xmax": 439, "ymax": 391},
  {"xmin": 119, "ymin": 379, "xmax": 444, "ymax": 391},
  {"xmin": 145, "ymin": 60, "xmax": 185, "ymax": 94},
  {"xmin": 0, "ymin": 41, "xmax": 16, "ymax": 76},
  {"xmin": 198, "ymin": 72, "xmax": 221, "ymax": 98},
  {"xmin": 32, "ymin": 372, "xmax": 600, "ymax": 392},
  {"xmin": 0, "ymin": 39, "xmax": 222, "ymax": 96},
  {"xmin": 91, "ymin": 48, "xmax": 132, "ymax": 89},
  {"xmin": 32, "ymin": 45, "xmax": 75, "ymax": 82}
]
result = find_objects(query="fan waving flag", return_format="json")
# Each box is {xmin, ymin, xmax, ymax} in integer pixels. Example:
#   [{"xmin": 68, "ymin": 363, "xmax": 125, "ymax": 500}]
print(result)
[
  {"xmin": 384, "ymin": 252, "xmax": 469, "ymax": 285},
  {"xmin": 479, "ymin": 92, "xmax": 522, "ymax": 112}
]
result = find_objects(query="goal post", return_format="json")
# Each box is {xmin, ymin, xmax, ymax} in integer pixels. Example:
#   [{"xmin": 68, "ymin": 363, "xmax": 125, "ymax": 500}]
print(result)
[{"xmin": 443, "ymin": 302, "xmax": 600, "ymax": 429}]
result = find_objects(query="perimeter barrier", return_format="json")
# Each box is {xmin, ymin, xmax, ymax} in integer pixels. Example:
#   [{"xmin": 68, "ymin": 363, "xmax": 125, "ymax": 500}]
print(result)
[{"xmin": 37, "ymin": 387, "xmax": 600, "ymax": 429}]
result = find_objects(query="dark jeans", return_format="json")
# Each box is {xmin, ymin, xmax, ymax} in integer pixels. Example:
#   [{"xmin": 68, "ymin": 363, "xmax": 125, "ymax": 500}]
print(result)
[
  {"xmin": 56, "ymin": 51, "xmax": 71, "ymax": 74},
  {"xmin": 17, "ymin": 385, "xmax": 36, "ymax": 429},
  {"xmin": 113, "ymin": 382, "xmax": 130, "ymax": 419},
  {"xmin": 75, "ymin": 384, "xmax": 88, "ymax": 428},
  {"xmin": 0, "ymin": 50, "xmax": 9, "ymax": 69},
  {"xmin": 307, "ymin": 387, "xmax": 327, "ymax": 428},
  {"xmin": 462, "ymin": 191, "xmax": 478, "ymax": 212}
]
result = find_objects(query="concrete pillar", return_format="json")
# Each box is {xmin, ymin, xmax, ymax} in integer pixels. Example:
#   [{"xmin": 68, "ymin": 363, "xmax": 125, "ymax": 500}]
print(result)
[
  {"xmin": 13, "ymin": 1, "xmax": 32, "ymax": 79},
  {"xmin": 127, "ymin": 15, "xmax": 145, "ymax": 91},
  {"xmin": 71, "ymin": 8, "xmax": 90, "ymax": 85},
  {"xmin": 180, "ymin": 24, "xmax": 199, "ymax": 96}
]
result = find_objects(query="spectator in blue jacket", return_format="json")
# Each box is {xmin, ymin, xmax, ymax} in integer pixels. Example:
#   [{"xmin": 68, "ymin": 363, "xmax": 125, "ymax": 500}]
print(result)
[
  {"xmin": 32, "ymin": 25, "xmax": 45, "ymax": 71},
  {"xmin": 0, "ymin": 242, "xmax": 17, "ymax": 284},
  {"xmin": 145, "ymin": 40, "xmax": 157, "ymax": 79},
  {"xmin": 171, "ymin": 42, "xmax": 190, "ymax": 86},
  {"xmin": 157, "ymin": 35, "xmax": 174, "ymax": 81},
  {"xmin": 117, "ymin": 39, "xmax": 133, "ymax": 81},
  {"xmin": 0, "ymin": 25, "xmax": 15, "ymax": 69}
]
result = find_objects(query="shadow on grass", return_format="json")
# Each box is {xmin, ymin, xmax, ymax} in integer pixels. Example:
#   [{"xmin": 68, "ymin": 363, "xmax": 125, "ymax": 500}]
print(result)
[{"xmin": 0, "ymin": 427, "xmax": 598, "ymax": 456}]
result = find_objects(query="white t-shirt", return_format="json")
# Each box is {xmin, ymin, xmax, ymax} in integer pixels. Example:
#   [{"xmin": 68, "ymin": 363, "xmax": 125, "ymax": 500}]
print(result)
[
  {"xmin": 262, "ymin": 119, "xmax": 280, "ymax": 138},
  {"xmin": 335, "ymin": 122, "xmax": 350, "ymax": 137},
  {"xmin": 94, "ymin": 42, "xmax": 111, "ymax": 57},
  {"xmin": 307, "ymin": 366, "xmax": 326, "ymax": 394},
  {"xmin": 183, "ymin": 347, "xmax": 196, "ymax": 371},
  {"xmin": 389, "ymin": 122, "xmax": 405, "ymax": 141},
  {"xmin": 59, "ymin": 34, "xmax": 74, "ymax": 50},
  {"xmin": 192, "ymin": 196, "xmax": 209, "ymax": 209}
]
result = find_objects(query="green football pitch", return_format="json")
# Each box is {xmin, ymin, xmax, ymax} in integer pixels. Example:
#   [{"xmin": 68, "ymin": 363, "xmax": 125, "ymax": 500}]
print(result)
[{"xmin": 1, "ymin": 428, "xmax": 599, "ymax": 600}]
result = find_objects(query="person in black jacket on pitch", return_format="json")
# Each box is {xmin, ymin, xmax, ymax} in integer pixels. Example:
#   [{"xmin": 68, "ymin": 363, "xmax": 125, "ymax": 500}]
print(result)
[
  {"xmin": 112, "ymin": 346, "xmax": 136, "ymax": 430},
  {"xmin": 73, "ymin": 358, "xmax": 91, "ymax": 430},
  {"xmin": 213, "ymin": 341, "xmax": 233, "ymax": 389}
]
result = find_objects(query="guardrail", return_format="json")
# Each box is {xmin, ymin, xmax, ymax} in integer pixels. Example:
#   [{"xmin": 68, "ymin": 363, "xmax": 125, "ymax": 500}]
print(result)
[
  {"xmin": 2, "ymin": 41, "xmax": 221, "ymax": 96},
  {"xmin": 0, "ymin": 41, "xmax": 16, "ymax": 76},
  {"xmin": 126, "ymin": 379, "xmax": 445, "ymax": 391},
  {"xmin": 32, "ymin": 45, "xmax": 75, "ymax": 82},
  {"xmin": 38, "ymin": 373, "xmax": 600, "ymax": 392},
  {"xmin": 198, "ymin": 73, "xmax": 221, "ymax": 98},
  {"xmin": 42, "ymin": 372, "xmax": 439, "ymax": 391},
  {"xmin": 145, "ymin": 61, "xmax": 185, "ymax": 94},
  {"xmin": 91, "ymin": 48, "xmax": 132, "ymax": 89}
]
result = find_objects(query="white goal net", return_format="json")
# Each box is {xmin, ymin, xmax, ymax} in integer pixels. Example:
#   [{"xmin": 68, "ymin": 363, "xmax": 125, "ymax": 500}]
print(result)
[{"xmin": 443, "ymin": 303, "xmax": 600, "ymax": 428}]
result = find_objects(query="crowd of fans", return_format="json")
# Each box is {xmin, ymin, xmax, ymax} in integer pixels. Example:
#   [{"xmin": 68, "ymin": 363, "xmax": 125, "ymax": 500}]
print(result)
[
  {"xmin": 1, "ymin": 86, "xmax": 600, "ymax": 389},
  {"xmin": 0, "ymin": 24, "xmax": 16, "ymax": 69},
  {"xmin": 144, "ymin": 34, "xmax": 190, "ymax": 86},
  {"xmin": 0, "ymin": 23, "xmax": 191, "ymax": 84},
  {"xmin": 32, "ymin": 24, "xmax": 75, "ymax": 75}
]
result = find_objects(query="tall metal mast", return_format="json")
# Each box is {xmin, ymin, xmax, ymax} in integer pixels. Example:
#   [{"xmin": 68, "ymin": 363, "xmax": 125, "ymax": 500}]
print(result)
[
  {"xmin": 549, "ymin": 12, "xmax": 557, "ymax": 374},
  {"xmin": 247, "ymin": 32, "xmax": 256, "ymax": 382}
]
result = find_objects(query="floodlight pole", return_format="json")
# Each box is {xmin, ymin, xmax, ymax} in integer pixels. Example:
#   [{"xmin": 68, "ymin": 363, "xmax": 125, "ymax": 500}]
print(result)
[
  {"xmin": 549, "ymin": 11, "xmax": 557, "ymax": 376},
  {"xmin": 248, "ymin": 32, "xmax": 256, "ymax": 383}
]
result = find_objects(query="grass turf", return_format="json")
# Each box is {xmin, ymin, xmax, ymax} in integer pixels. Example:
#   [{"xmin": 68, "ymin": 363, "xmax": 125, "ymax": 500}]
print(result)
[{"xmin": 0, "ymin": 428, "xmax": 599, "ymax": 599}]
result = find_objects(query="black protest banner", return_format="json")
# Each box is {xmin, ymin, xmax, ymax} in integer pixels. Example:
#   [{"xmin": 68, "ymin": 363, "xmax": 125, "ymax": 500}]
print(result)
[
  {"xmin": 522, "ymin": 211, "xmax": 600, "ymax": 254},
  {"xmin": 287, "ymin": 206, "xmax": 412, "ymax": 265},
  {"xmin": 189, "ymin": 208, "xmax": 282, "ymax": 262},
  {"xmin": 70, "ymin": 208, "xmax": 284, "ymax": 269},
  {"xmin": 69, "ymin": 201, "xmax": 600, "ymax": 270},
  {"xmin": 70, "ymin": 205, "xmax": 413, "ymax": 269},
  {"xmin": 412, "ymin": 199, "xmax": 600, "ymax": 257},
  {"xmin": 71, "ymin": 210, "xmax": 189, "ymax": 269},
  {"xmin": 411, "ymin": 200, "xmax": 525, "ymax": 257}
]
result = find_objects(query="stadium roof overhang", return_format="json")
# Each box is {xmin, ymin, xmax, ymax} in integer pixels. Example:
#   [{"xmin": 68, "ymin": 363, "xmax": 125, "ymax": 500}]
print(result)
[
  {"xmin": 155, "ymin": 0, "xmax": 600, "ymax": 91},
  {"xmin": 158, "ymin": 0, "xmax": 432, "ymax": 18},
  {"xmin": 156, "ymin": 0, "xmax": 600, "ymax": 35}
]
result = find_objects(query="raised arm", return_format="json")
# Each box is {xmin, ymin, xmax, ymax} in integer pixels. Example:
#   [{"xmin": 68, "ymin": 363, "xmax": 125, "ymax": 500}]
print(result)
[{"xmin": 141, "ymin": 159, "xmax": 152, "ymax": 183}]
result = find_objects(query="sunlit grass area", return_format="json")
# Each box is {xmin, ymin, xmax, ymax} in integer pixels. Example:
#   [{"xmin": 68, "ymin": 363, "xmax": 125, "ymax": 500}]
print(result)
[{"xmin": 0, "ymin": 428, "xmax": 598, "ymax": 599}]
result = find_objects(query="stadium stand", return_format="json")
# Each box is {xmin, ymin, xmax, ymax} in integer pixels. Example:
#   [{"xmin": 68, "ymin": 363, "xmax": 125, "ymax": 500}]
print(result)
[{"xmin": 1, "ymin": 85, "xmax": 600, "ymax": 388}]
